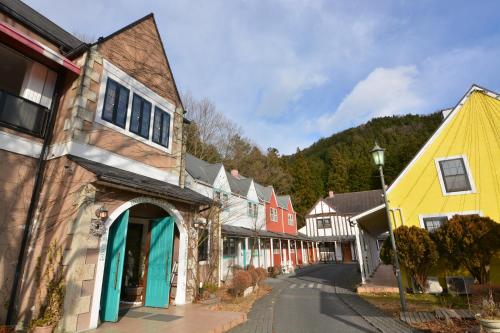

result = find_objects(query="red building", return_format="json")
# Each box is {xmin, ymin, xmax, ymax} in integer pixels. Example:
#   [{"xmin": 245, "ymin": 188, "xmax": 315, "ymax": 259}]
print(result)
[{"xmin": 255, "ymin": 184, "xmax": 316, "ymax": 270}]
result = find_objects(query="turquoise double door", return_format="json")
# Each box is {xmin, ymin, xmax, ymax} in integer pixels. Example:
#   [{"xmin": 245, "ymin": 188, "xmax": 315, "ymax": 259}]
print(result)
[{"xmin": 100, "ymin": 211, "xmax": 175, "ymax": 322}]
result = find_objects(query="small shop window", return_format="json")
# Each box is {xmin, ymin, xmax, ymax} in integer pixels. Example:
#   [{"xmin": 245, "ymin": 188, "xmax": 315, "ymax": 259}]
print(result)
[
  {"xmin": 129, "ymin": 94, "xmax": 151, "ymax": 138},
  {"xmin": 102, "ymin": 78, "xmax": 129, "ymax": 128},
  {"xmin": 223, "ymin": 237, "xmax": 236, "ymax": 256},
  {"xmin": 423, "ymin": 216, "xmax": 448, "ymax": 232},
  {"xmin": 152, "ymin": 107, "xmax": 171, "ymax": 148}
]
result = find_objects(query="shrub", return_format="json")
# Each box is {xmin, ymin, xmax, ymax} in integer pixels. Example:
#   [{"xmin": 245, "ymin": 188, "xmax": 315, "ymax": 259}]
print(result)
[
  {"xmin": 380, "ymin": 226, "xmax": 438, "ymax": 292},
  {"xmin": 431, "ymin": 215, "xmax": 500, "ymax": 284},
  {"xmin": 248, "ymin": 268, "xmax": 259, "ymax": 286},
  {"xmin": 203, "ymin": 282, "xmax": 218, "ymax": 294},
  {"xmin": 246, "ymin": 264, "xmax": 255, "ymax": 271},
  {"xmin": 270, "ymin": 265, "xmax": 282, "ymax": 278},
  {"xmin": 256, "ymin": 267, "xmax": 268, "ymax": 282},
  {"xmin": 231, "ymin": 270, "xmax": 252, "ymax": 296}
]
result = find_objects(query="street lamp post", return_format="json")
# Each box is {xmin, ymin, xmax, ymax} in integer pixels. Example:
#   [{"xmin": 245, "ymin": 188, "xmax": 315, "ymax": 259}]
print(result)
[{"xmin": 371, "ymin": 142, "xmax": 408, "ymax": 311}]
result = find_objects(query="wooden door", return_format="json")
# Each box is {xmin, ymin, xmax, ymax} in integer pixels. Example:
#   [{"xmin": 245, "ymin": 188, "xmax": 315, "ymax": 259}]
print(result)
[
  {"xmin": 145, "ymin": 216, "xmax": 174, "ymax": 308},
  {"xmin": 342, "ymin": 242, "xmax": 352, "ymax": 262},
  {"xmin": 100, "ymin": 210, "xmax": 130, "ymax": 322}
]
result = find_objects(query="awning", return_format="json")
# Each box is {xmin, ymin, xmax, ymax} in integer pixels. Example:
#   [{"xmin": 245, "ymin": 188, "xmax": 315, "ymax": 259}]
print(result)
[
  {"xmin": 0, "ymin": 22, "xmax": 80, "ymax": 75},
  {"xmin": 69, "ymin": 155, "xmax": 213, "ymax": 206},
  {"xmin": 311, "ymin": 235, "xmax": 356, "ymax": 242},
  {"xmin": 351, "ymin": 204, "xmax": 388, "ymax": 236},
  {"xmin": 221, "ymin": 225, "xmax": 312, "ymax": 241}
]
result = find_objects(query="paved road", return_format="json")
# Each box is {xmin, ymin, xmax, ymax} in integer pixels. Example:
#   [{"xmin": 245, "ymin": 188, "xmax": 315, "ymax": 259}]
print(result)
[{"xmin": 229, "ymin": 263, "xmax": 415, "ymax": 333}]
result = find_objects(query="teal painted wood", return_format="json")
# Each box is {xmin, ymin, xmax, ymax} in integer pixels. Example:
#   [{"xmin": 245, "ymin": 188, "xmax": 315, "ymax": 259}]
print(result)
[
  {"xmin": 100, "ymin": 210, "xmax": 129, "ymax": 322},
  {"xmin": 145, "ymin": 216, "xmax": 174, "ymax": 308}
]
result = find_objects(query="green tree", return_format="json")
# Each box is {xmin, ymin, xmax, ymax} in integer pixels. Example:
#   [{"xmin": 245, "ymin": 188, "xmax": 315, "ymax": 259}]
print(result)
[
  {"xmin": 431, "ymin": 215, "xmax": 500, "ymax": 284},
  {"xmin": 290, "ymin": 151, "xmax": 317, "ymax": 226},
  {"xmin": 380, "ymin": 226, "xmax": 439, "ymax": 291},
  {"xmin": 326, "ymin": 147, "xmax": 349, "ymax": 193}
]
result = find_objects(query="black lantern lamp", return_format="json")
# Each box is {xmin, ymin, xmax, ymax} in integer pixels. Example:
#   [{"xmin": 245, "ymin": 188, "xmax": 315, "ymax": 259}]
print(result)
[{"xmin": 90, "ymin": 206, "xmax": 108, "ymax": 237}]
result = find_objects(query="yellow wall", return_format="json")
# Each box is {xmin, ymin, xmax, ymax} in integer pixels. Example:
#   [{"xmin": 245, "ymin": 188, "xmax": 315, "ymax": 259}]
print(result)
[{"xmin": 387, "ymin": 89, "xmax": 500, "ymax": 282}]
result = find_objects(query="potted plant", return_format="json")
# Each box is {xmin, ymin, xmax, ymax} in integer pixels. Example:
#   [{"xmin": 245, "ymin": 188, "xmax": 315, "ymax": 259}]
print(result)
[{"xmin": 476, "ymin": 289, "xmax": 500, "ymax": 332}]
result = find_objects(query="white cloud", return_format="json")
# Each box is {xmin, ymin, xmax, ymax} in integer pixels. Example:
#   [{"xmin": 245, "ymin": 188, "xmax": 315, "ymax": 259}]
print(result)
[{"xmin": 313, "ymin": 65, "xmax": 425, "ymax": 134}]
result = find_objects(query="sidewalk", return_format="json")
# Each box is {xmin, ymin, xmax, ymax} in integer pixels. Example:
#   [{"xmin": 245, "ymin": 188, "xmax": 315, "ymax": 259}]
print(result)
[{"xmin": 92, "ymin": 304, "xmax": 246, "ymax": 333}]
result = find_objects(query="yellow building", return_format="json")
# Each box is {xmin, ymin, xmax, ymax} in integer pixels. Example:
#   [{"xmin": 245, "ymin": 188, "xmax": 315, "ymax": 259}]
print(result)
[{"xmin": 353, "ymin": 85, "xmax": 500, "ymax": 285}]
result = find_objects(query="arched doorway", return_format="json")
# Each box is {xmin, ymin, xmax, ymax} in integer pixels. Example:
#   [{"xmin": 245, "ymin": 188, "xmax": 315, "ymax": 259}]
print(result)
[{"xmin": 89, "ymin": 197, "xmax": 188, "ymax": 329}]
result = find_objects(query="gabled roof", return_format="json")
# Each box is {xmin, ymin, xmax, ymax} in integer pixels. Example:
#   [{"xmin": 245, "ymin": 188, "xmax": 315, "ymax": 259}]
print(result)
[
  {"xmin": 185, "ymin": 154, "xmax": 223, "ymax": 186},
  {"xmin": 0, "ymin": 0, "xmax": 83, "ymax": 52},
  {"xmin": 387, "ymin": 84, "xmax": 499, "ymax": 194},
  {"xmin": 324, "ymin": 190, "xmax": 384, "ymax": 216},
  {"xmin": 254, "ymin": 183, "xmax": 273, "ymax": 202},
  {"xmin": 69, "ymin": 155, "xmax": 212, "ymax": 205},
  {"xmin": 227, "ymin": 172, "xmax": 253, "ymax": 196},
  {"xmin": 277, "ymin": 195, "xmax": 291, "ymax": 209},
  {"xmin": 94, "ymin": 13, "xmax": 184, "ymax": 109}
]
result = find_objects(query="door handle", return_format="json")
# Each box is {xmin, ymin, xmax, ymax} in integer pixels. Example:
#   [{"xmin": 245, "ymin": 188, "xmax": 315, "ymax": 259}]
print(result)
[{"xmin": 114, "ymin": 251, "xmax": 120, "ymax": 289}]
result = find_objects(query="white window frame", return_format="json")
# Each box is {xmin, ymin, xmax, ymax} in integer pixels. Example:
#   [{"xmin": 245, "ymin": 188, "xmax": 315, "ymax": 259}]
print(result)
[
  {"xmin": 270, "ymin": 207, "xmax": 278, "ymax": 222},
  {"xmin": 419, "ymin": 210, "xmax": 483, "ymax": 230},
  {"xmin": 287, "ymin": 213, "xmax": 293, "ymax": 226},
  {"xmin": 96, "ymin": 60, "xmax": 175, "ymax": 154},
  {"xmin": 434, "ymin": 155, "xmax": 476, "ymax": 196}
]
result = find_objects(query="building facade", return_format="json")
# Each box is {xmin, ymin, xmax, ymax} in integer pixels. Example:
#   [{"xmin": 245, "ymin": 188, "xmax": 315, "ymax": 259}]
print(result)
[
  {"xmin": 0, "ymin": 2, "xmax": 210, "ymax": 331},
  {"xmin": 302, "ymin": 190, "xmax": 383, "ymax": 263},
  {"xmin": 353, "ymin": 85, "xmax": 500, "ymax": 285}
]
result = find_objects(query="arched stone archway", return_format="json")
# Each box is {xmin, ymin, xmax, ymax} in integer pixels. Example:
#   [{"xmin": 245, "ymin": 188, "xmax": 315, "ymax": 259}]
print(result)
[{"xmin": 89, "ymin": 197, "xmax": 188, "ymax": 329}]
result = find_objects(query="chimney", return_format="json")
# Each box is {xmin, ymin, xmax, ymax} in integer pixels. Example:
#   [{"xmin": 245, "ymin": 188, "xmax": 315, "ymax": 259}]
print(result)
[
  {"xmin": 231, "ymin": 169, "xmax": 239, "ymax": 177},
  {"xmin": 328, "ymin": 190, "xmax": 334, "ymax": 198}
]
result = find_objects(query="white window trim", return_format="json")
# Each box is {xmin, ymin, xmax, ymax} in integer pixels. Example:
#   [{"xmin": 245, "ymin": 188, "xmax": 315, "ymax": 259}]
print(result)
[
  {"xmin": 95, "ymin": 60, "xmax": 175, "ymax": 154},
  {"xmin": 287, "ymin": 213, "xmax": 293, "ymax": 226},
  {"xmin": 418, "ymin": 210, "xmax": 483, "ymax": 229},
  {"xmin": 434, "ymin": 155, "xmax": 476, "ymax": 196}
]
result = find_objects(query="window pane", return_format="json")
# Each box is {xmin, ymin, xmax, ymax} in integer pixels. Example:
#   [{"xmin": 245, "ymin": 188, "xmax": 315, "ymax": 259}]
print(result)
[
  {"xmin": 129, "ymin": 94, "xmax": 151, "ymax": 138},
  {"xmin": 115, "ymin": 85, "xmax": 129, "ymax": 128},
  {"xmin": 161, "ymin": 111, "xmax": 170, "ymax": 146},
  {"xmin": 423, "ymin": 216, "xmax": 447, "ymax": 232},
  {"xmin": 129, "ymin": 94, "xmax": 141, "ymax": 133},
  {"xmin": 153, "ymin": 108, "xmax": 161, "ymax": 143},
  {"xmin": 140, "ymin": 100, "xmax": 151, "ymax": 137},
  {"xmin": 152, "ymin": 107, "xmax": 170, "ymax": 147},
  {"xmin": 439, "ymin": 158, "xmax": 471, "ymax": 192},
  {"xmin": 102, "ymin": 80, "xmax": 117, "ymax": 122}
]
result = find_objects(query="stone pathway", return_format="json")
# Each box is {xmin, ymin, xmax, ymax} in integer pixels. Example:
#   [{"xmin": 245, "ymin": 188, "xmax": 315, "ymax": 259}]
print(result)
[{"xmin": 228, "ymin": 278, "xmax": 287, "ymax": 333}]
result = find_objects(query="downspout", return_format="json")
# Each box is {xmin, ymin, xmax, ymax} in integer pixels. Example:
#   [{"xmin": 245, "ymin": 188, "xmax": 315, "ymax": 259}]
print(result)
[{"xmin": 6, "ymin": 49, "xmax": 90, "ymax": 326}]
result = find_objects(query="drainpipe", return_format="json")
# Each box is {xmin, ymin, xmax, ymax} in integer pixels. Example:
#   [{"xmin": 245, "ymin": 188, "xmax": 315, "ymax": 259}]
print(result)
[{"xmin": 6, "ymin": 49, "xmax": 90, "ymax": 326}]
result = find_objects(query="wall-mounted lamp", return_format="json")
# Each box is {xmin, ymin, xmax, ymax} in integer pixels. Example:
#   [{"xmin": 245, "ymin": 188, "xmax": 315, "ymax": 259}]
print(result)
[{"xmin": 90, "ymin": 206, "xmax": 108, "ymax": 237}]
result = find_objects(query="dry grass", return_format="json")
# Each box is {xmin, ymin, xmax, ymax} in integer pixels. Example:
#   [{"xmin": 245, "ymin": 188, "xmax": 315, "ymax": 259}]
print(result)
[
  {"xmin": 209, "ymin": 284, "xmax": 272, "ymax": 313},
  {"xmin": 360, "ymin": 292, "xmax": 468, "ymax": 317},
  {"xmin": 412, "ymin": 318, "xmax": 478, "ymax": 333}
]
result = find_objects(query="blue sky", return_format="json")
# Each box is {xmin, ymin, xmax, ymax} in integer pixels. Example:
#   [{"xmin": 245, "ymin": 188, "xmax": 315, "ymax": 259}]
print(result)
[{"xmin": 27, "ymin": 0, "xmax": 500, "ymax": 154}]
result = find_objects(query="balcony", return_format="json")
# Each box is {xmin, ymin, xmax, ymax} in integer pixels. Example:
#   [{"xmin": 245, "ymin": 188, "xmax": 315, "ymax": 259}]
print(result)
[{"xmin": 0, "ymin": 89, "xmax": 49, "ymax": 137}]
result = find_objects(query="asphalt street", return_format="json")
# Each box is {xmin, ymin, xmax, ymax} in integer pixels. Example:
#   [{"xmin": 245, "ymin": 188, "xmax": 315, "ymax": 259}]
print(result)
[{"xmin": 229, "ymin": 263, "xmax": 413, "ymax": 333}]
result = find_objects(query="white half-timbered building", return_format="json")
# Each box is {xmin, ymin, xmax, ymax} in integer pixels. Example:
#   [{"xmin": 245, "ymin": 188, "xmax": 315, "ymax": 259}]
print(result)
[{"xmin": 302, "ymin": 190, "xmax": 383, "ymax": 262}]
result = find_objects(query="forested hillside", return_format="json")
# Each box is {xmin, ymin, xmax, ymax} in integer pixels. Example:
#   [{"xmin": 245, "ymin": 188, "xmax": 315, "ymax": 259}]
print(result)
[
  {"xmin": 284, "ymin": 113, "xmax": 443, "ymax": 222},
  {"xmin": 183, "ymin": 93, "xmax": 443, "ymax": 226}
]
